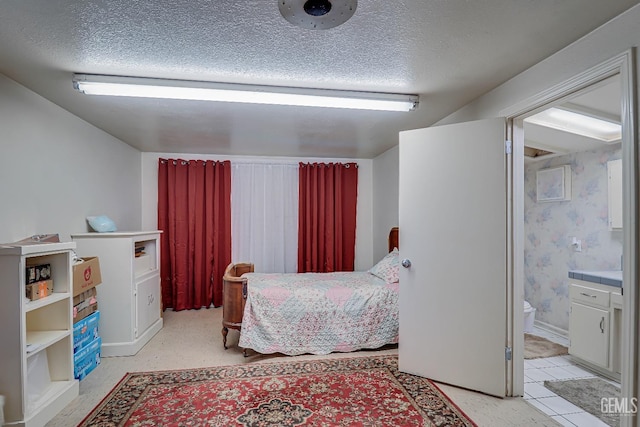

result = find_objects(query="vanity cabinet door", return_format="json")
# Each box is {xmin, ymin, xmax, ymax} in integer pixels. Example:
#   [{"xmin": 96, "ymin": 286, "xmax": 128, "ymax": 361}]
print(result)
[{"xmin": 569, "ymin": 302, "xmax": 609, "ymax": 368}]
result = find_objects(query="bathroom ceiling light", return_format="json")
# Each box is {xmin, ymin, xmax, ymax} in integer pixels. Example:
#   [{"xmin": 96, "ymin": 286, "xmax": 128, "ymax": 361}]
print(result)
[
  {"xmin": 526, "ymin": 107, "xmax": 621, "ymax": 143},
  {"xmin": 72, "ymin": 74, "xmax": 418, "ymax": 112}
]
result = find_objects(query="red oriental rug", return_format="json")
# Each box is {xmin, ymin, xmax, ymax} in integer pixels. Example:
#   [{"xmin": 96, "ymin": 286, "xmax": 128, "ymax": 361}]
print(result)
[{"xmin": 78, "ymin": 355, "xmax": 476, "ymax": 426}]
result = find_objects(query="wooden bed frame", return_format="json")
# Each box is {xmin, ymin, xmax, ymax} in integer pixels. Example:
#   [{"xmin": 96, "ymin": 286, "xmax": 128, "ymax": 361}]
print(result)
[
  {"xmin": 389, "ymin": 226, "xmax": 399, "ymax": 253},
  {"xmin": 221, "ymin": 262, "xmax": 254, "ymax": 355},
  {"xmin": 221, "ymin": 227, "xmax": 398, "ymax": 355}
]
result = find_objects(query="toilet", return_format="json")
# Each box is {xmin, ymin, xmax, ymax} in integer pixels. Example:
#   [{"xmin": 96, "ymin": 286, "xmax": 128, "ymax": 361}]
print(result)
[{"xmin": 523, "ymin": 301, "xmax": 536, "ymax": 333}]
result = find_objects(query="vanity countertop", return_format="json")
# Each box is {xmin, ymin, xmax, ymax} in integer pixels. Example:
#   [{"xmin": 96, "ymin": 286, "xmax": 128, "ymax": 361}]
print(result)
[{"xmin": 568, "ymin": 270, "xmax": 622, "ymax": 288}]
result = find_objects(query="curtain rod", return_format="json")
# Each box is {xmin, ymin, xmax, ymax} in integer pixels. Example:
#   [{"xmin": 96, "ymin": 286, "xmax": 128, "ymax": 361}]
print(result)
[
  {"xmin": 232, "ymin": 161, "xmax": 299, "ymax": 166},
  {"xmin": 160, "ymin": 158, "xmax": 357, "ymax": 167}
]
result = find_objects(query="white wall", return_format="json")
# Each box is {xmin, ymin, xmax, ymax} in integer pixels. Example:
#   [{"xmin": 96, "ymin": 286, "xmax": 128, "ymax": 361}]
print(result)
[
  {"xmin": 524, "ymin": 145, "xmax": 623, "ymax": 330},
  {"xmin": 141, "ymin": 153, "xmax": 374, "ymax": 271},
  {"xmin": 372, "ymin": 145, "xmax": 399, "ymax": 262},
  {"xmin": 0, "ymin": 74, "xmax": 142, "ymax": 243},
  {"xmin": 438, "ymin": 5, "xmax": 640, "ymax": 126},
  {"xmin": 370, "ymin": 4, "xmax": 640, "ymax": 265},
  {"xmin": 0, "ymin": 72, "xmax": 376, "ymax": 268}
]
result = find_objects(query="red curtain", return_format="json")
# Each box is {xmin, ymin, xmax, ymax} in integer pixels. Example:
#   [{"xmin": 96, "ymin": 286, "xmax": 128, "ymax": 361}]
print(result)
[
  {"xmin": 298, "ymin": 162, "xmax": 358, "ymax": 273},
  {"xmin": 158, "ymin": 159, "xmax": 231, "ymax": 311}
]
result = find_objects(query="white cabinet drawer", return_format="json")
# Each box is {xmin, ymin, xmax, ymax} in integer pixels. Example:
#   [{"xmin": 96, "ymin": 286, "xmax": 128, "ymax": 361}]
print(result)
[{"xmin": 570, "ymin": 284, "xmax": 609, "ymax": 308}]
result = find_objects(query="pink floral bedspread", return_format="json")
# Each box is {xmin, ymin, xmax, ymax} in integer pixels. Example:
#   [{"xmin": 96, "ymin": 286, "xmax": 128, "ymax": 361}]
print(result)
[{"xmin": 238, "ymin": 271, "xmax": 399, "ymax": 356}]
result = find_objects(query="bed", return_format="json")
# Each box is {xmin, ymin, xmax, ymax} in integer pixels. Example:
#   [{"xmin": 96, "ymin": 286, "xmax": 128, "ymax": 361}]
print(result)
[{"xmin": 221, "ymin": 227, "xmax": 399, "ymax": 356}]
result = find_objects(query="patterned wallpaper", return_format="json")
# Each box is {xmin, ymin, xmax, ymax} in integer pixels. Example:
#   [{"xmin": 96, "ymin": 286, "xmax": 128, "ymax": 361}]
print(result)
[{"xmin": 524, "ymin": 144, "xmax": 623, "ymax": 331}]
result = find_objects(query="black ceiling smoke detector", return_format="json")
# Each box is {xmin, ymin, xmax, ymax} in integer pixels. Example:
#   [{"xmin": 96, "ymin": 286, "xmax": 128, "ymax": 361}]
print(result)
[
  {"xmin": 279, "ymin": 0, "xmax": 357, "ymax": 30},
  {"xmin": 304, "ymin": 0, "xmax": 331, "ymax": 16}
]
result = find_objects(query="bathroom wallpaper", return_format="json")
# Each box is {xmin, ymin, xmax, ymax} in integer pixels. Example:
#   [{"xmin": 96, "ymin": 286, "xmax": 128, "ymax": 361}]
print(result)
[{"xmin": 524, "ymin": 143, "xmax": 623, "ymax": 331}]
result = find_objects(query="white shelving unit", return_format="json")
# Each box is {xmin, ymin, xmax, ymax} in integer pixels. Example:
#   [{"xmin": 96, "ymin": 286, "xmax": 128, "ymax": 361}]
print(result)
[
  {"xmin": 0, "ymin": 242, "xmax": 79, "ymax": 427},
  {"xmin": 70, "ymin": 231, "xmax": 162, "ymax": 357}
]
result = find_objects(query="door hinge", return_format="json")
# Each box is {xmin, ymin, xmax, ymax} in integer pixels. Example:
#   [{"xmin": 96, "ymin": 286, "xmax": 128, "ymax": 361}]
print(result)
[
  {"xmin": 505, "ymin": 346, "xmax": 512, "ymax": 361},
  {"xmin": 505, "ymin": 140, "xmax": 512, "ymax": 155}
]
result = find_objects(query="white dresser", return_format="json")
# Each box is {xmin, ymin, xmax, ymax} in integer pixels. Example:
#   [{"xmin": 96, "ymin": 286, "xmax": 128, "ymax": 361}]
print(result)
[{"xmin": 71, "ymin": 231, "xmax": 163, "ymax": 357}]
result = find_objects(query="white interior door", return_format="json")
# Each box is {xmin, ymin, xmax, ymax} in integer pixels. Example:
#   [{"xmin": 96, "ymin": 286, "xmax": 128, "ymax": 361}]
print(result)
[{"xmin": 398, "ymin": 117, "xmax": 508, "ymax": 397}]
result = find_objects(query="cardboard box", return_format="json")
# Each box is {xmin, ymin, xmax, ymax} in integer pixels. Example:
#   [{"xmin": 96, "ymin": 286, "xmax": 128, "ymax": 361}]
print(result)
[
  {"xmin": 25, "ymin": 263, "xmax": 51, "ymax": 285},
  {"xmin": 75, "ymin": 349, "xmax": 100, "ymax": 381},
  {"xmin": 72, "ymin": 257, "xmax": 102, "ymax": 297},
  {"xmin": 26, "ymin": 279, "xmax": 53, "ymax": 301},
  {"xmin": 73, "ymin": 287, "xmax": 97, "ymax": 306},
  {"xmin": 73, "ymin": 286, "xmax": 98, "ymax": 322},
  {"xmin": 73, "ymin": 310, "xmax": 100, "ymax": 353},
  {"xmin": 73, "ymin": 299, "xmax": 98, "ymax": 323},
  {"xmin": 74, "ymin": 336, "xmax": 101, "ymax": 380}
]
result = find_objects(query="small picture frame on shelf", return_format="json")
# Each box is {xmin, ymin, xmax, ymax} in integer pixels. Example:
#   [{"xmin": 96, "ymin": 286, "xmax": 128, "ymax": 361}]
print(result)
[{"xmin": 536, "ymin": 165, "xmax": 572, "ymax": 202}]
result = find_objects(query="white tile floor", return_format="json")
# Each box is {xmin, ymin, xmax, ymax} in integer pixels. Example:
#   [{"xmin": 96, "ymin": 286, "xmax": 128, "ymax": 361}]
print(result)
[{"xmin": 524, "ymin": 327, "xmax": 619, "ymax": 426}]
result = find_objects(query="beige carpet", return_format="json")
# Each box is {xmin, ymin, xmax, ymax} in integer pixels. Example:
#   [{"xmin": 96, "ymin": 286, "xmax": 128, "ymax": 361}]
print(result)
[{"xmin": 524, "ymin": 333, "xmax": 568, "ymax": 359}]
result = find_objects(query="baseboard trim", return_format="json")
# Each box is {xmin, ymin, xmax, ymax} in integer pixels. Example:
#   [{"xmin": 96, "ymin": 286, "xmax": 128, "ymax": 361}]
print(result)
[
  {"xmin": 101, "ymin": 319, "xmax": 163, "ymax": 357},
  {"xmin": 533, "ymin": 319, "xmax": 568, "ymax": 339}
]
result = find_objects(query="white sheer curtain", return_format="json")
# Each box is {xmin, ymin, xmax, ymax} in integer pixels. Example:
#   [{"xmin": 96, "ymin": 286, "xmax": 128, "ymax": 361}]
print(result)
[{"xmin": 231, "ymin": 162, "xmax": 299, "ymax": 273}]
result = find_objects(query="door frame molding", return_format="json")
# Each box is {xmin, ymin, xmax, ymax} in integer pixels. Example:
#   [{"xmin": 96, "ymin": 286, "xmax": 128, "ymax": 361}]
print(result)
[{"xmin": 499, "ymin": 49, "xmax": 636, "ymax": 411}]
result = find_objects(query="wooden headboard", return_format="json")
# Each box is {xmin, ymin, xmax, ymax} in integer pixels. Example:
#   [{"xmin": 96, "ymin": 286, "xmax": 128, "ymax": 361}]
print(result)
[{"xmin": 388, "ymin": 227, "xmax": 399, "ymax": 253}]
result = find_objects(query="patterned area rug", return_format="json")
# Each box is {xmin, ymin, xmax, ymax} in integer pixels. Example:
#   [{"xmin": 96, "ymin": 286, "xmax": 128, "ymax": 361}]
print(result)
[
  {"xmin": 524, "ymin": 333, "xmax": 568, "ymax": 359},
  {"xmin": 78, "ymin": 355, "xmax": 476, "ymax": 426}
]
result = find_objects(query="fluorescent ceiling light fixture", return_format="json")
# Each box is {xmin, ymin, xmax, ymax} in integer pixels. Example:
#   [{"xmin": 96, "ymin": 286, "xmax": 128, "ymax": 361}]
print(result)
[
  {"xmin": 526, "ymin": 107, "xmax": 621, "ymax": 143},
  {"xmin": 72, "ymin": 74, "xmax": 418, "ymax": 112}
]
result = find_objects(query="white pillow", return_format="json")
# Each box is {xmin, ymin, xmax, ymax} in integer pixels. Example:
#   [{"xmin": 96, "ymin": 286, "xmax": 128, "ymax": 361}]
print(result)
[
  {"xmin": 86, "ymin": 215, "xmax": 117, "ymax": 232},
  {"xmin": 368, "ymin": 248, "xmax": 399, "ymax": 283}
]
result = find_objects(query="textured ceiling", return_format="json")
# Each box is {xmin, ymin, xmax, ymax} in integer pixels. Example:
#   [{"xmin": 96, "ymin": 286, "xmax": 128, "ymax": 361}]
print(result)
[{"xmin": 0, "ymin": 1, "xmax": 638, "ymax": 158}]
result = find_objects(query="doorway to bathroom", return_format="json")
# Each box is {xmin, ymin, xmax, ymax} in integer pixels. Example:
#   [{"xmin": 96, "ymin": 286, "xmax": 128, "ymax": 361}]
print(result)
[
  {"xmin": 521, "ymin": 74, "xmax": 622, "ymax": 347},
  {"xmin": 506, "ymin": 51, "xmax": 635, "ymax": 425},
  {"xmin": 520, "ymin": 75, "xmax": 623, "ymax": 425}
]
